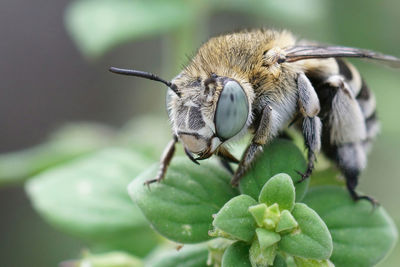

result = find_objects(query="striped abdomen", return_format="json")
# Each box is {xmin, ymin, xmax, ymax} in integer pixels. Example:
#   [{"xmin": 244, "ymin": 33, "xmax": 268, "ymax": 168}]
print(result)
[{"xmin": 336, "ymin": 59, "xmax": 380, "ymax": 152}]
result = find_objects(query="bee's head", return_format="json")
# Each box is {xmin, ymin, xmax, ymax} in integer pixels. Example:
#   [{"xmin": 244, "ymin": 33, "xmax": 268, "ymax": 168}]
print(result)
[
  {"xmin": 168, "ymin": 73, "xmax": 253, "ymax": 160},
  {"xmin": 108, "ymin": 67, "xmax": 253, "ymax": 161}
]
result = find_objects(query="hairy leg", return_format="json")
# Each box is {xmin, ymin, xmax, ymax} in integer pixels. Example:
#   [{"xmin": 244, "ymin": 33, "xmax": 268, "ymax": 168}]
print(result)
[{"xmin": 297, "ymin": 73, "xmax": 322, "ymax": 181}]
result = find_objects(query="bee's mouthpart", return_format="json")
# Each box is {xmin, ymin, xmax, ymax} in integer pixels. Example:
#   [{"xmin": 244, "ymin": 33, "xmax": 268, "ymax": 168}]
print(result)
[
  {"xmin": 194, "ymin": 150, "xmax": 213, "ymax": 161},
  {"xmin": 184, "ymin": 147, "xmax": 200, "ymax": 165}
]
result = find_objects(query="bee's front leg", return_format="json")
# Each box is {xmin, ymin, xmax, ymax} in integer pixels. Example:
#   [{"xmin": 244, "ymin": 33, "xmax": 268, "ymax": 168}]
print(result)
[
  {"xmin": 144, "ymin": 135, "xmax": 178, "ymax": 185},
  {"xmin": 216, "ymin": 146, "xmax": 240, "ymax": 175},
  {"xmin": 231, "ymin": 105, "xmax": 273, "ymax": 186}
]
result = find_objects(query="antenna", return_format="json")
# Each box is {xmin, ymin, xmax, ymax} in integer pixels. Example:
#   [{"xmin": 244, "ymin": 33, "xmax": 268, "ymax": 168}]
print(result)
[{"xmin": 109, "ymin": 67, "xmax": 180, "ymax": 97}]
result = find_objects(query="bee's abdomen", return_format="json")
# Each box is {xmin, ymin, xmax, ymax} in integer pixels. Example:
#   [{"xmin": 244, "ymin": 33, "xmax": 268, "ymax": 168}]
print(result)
[
  {"xmin": 356, "ymin": 80, "xmax": 380, "ymax": 151},
  {"xmin": 337, "ymin": 59, "xmax": 380, "ymax": 149}
]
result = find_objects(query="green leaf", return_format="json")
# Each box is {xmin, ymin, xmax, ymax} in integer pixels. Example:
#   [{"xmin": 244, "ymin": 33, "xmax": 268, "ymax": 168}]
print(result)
[
  {"xmin": 239, "ymin": 139, "xmax": 309, "ymax": 202},
  {"xmin": 26, "ymin": 148, "xmax": 157, "ymax": 257},
  {"xmin": 145, "ymin": 245, "xmax": 208, "ymax": 267},
  {"xmin": 248, "ymin": 203, "xmax": 268, "ymax": 227},
  {"xmin": 279, "ymin": 203, "xmax": 333, "ymax": 260},
  {"xmin": 256, "ymin": 228, "xmax": 281, "ymax": 250},
  {"xmin": 258, "ymin": 173, "xmax": 296, "ymax": 212},
  {"xmin": 212, "ymin": 195, "xmax": 257, "ymax": 242},
  {"xmin": 222, "ymin": 241, "xmax": 252, "ymax": 267},
  {"xmin": 272, "ymin": 254, "xmax": 287, "ymax": 267},
  {"xmin": 250, "ymin": 240, "xmax": 277, "ymax": 266},
  {"xmin": 0, "ymin": 123, "xmax": 113, "ymax": 186},
  {"xmin": 207, "ymin": 238, "xmax": 234, "ymax": 267},
  {"xmin": 293, "ymin": 257, "xmax": 333, "ymax": 267},
  {"xmin": 129, "ymin": 157, "xmax": 238, "ymax": 243},
  {"xmin": 263, "ymin": 203, "xmax": 281, "ymax": 230},
  {"xmin": 309, "ymin": 167, "xmax": 344, "ymax": 187},
  {"xmin": 276, "ymin": 210, "xmax": 298, "ymax": 233},
  {"xmin": 65, "ymin": 0, "xmax": 195, "ymax": 58},
  {"xmin": 116, "ymin": 116, "xmax": 173, "ymax": 161},
  {"xmin": 303, "ymin": 186, "xmax": 398, "ymax": 267}
]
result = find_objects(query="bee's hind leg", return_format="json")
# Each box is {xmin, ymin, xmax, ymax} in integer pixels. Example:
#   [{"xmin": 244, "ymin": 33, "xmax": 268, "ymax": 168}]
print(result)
[
  {"xmin": 336, "ymin": 144, "xmax": 378, "ymax": 206},
  {"xmin": 144, "ymin": 135, "xmax": 178, "ymax": 185},
  {"xmin": 345, "ymin": 170, "xmax": 378, "ymax": 206}
]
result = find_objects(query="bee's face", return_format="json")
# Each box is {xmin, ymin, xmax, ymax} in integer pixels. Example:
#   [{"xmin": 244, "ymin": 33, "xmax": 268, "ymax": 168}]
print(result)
[{"xmin": 167, "ymin": 73, "xmax": 253, "ymax": 159}]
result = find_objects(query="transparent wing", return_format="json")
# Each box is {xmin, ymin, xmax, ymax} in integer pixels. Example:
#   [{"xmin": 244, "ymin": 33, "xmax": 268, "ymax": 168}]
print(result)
[{"xmin": 283, "ymin": 45, "xmax": 400, "ymax": 68}]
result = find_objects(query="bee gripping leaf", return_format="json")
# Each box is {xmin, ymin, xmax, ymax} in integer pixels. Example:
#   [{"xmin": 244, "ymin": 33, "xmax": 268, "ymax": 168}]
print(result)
[
  {"xmin": 279, "ymin": 203, "xmax": 333, "ymax": 260},
  {"xmin": 129, "ymin": 157, "xmax": 238, "ymax": 243},
  {"xmin": 212, "ymin": 195, "xmax": 258, "ymax": 242},
  {"xmin": 258, "ymin": 173, "xmax": 296, "ymax": 212},
  {"xmin": 239, "ymin": 139, "xmax": 309, "ymax": 202},
  {"xmin": 303, "ymin": 186, "xmax": 398, "ymax": 267}
]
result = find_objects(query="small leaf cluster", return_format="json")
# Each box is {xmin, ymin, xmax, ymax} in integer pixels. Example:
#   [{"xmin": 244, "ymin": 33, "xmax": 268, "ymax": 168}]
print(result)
[{"xmin": 211, "ymin": 173, "xmax": 332, "ymax": 266}]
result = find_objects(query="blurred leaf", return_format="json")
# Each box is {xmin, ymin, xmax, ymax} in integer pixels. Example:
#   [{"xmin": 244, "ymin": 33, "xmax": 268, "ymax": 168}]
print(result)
[
  {"xmin": 207, "ymin": 238, "xmax": 234, "ymax": 267},
  {"xmin": 221, "ymin": 241, "xmax": 251, "ymax": 267},
  {"xmin": 117, "ymin": 116, "xmax": 173, "ymax": 161},
  {"xmin": 128, "ymin": 157, "xmax": 238, "ymax": 243},
  {"xmin": 303, "ymin": 186, "xmax": 398, "ymax": 267},
  {"xmin": 279, "ymin": 203, "xmax": 333, "ymax": 260},
  {"xmin": 65, "ymin": 0, "xmax": 195, "ymax": 58},
  {"xmin": 239, "ymin": 139, "xmax": 309, "ymax": 202},
  {"xmin": 61, "ymin": 251, "xmax": 143, "ymax": 267},
  {"xmin": 309, "ymin": 167, "xmax": 344, "ymax": 187},
  {"xmin": 292, "ymin": 257, "xmax": 333, "ymax": 267},
  {"xmin": 145, "ymin": 245, "xmax": 208, "ymax": 267},
  {"xmin": 0, "ymin": 123, "xmax": 113, "ymax": 186},
  {"xmin": 214, "ymin": 0, "xmax": 327, "ymax": 23},
  {"xmin": 26, "ymin": 148, "xmax": 158, "ymax": 257},
  {"xmin": 212, "ymin": 195, "xmax": 257, "ymax": 242}
]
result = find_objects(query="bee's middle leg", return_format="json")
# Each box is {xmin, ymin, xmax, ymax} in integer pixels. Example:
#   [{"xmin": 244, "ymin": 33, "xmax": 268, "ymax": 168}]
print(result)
[
  {"xmin": 144, "ymin": 135, "xmax": 178, "ymax": 185},
  {"xmin": 298, "ymin": 116, "xmax": 322, "ymax": 182},
  {"xmin": 297, "ymin": 73, "xmax": 322, "ymax": 182},
  {"xmin": 231, "ymin": 105, "xmax": 273, "ymax": 186}
]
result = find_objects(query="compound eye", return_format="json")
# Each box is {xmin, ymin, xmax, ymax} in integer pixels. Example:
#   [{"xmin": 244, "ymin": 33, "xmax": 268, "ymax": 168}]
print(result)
[{"xmin": 215, "ymin": 80, "xmax": 249, "ymax": 140}]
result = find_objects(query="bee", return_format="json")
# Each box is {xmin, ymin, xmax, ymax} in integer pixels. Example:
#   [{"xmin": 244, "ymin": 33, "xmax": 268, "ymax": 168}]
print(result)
[{"xmin": 110, "ymin": 29, "xmax": 400, "ymax": 203}]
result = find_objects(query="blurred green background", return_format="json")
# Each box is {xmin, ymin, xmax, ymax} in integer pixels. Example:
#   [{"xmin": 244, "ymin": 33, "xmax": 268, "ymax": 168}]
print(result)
[{"xmin": 1, "ymin": 0, "xmax": 399, "ymax": 266}]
